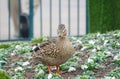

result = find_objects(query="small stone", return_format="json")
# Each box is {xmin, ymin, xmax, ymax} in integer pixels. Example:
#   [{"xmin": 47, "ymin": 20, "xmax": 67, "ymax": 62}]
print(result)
[{"xmin": 68, "ymin": 67, "xmax": 76, "ymax": 72}]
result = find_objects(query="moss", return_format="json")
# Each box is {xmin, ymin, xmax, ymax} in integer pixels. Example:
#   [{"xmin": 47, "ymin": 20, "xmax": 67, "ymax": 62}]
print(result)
[
  {"xmin": 31, "ymin": 36, "xmax": 49, "ymax": 44},
  {"xmin": 0, "ymin": 69, "xmax": 10, "ymax": 79},
  {"xmin": 0, "ymin": 44, "xmax": 10, "ymax": 49}
]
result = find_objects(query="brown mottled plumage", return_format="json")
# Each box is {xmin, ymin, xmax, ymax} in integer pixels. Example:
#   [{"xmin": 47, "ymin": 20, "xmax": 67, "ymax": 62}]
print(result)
[{"xmin": 32, "ymin": 24, "xmax": 75, "ymax": 74}]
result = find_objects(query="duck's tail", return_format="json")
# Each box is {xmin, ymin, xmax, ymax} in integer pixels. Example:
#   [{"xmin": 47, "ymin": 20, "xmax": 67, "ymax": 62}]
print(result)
[{"xmin": 30, "ymin": 44, "xmax": 40, "ymax": 52}]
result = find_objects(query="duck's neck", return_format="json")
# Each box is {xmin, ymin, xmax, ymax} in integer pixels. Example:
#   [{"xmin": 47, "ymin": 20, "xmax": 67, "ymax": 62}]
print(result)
[{"xmin": 58, "ymin": 36, "xmax": 67, "ymax": 41}]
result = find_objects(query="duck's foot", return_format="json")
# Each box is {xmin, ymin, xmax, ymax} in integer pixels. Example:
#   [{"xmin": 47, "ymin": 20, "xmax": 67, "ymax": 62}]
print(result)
[
  {"xmin": 47, "ymin": 65, "xmax": 52, "ymax": 73},
  {"xmin": 47, "ymin": 65, "xmax": 65, "ymax": 74},
  {"xmin": 55, "ymin": 65, "xmax": 65, "ymax": 74}
]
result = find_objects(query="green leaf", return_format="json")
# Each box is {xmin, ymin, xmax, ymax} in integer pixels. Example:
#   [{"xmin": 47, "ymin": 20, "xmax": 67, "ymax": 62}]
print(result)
[
  {"xmin": 74, "ymin": 75, "xmax": 95, "ymax": 79},
  {"xmin": 106, "ymin": 68, "xmax": 120, "ymax": 78},
  {"xmin": 52, "ymin": 74, "xmax": 62, "ymax": 79}
]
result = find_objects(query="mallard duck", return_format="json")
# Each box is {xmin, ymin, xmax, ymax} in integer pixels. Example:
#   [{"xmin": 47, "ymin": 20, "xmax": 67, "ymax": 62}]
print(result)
[{"xmin": 32, "ymin": 24, "xmax": 75, "ymax": 74}]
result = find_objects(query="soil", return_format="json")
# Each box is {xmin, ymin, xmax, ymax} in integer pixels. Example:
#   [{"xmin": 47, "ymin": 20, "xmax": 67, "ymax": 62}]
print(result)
[{"xmin": 4, "ymin": 47, "xmax": 119, "ymax": 79}]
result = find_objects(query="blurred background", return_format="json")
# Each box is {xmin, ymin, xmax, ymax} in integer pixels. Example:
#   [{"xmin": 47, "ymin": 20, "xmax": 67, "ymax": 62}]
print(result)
[
  {"xmin": 0, "ymin": 0, "xmax": 120, "ymax": 41},
  {"xmin": 0, "ymin": 0, "xmax": 86, "ymax": 41}
]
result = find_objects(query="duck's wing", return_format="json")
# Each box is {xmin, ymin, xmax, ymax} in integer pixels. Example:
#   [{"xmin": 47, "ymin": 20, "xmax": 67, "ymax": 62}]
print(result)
[{"xmin": 32, "ymin": 38, "xmax": 60, "ymax": 59}]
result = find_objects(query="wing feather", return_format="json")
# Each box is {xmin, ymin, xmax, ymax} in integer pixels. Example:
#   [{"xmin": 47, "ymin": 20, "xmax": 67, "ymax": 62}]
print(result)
[{"xmin": 32, "ymin": 38, "xmax": 60, "ymax": 58}]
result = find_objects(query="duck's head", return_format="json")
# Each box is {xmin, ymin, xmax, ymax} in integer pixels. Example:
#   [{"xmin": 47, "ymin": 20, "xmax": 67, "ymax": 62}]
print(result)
[{"xmin": 57, "ymin": 24, "xmax": 67, "ymax": 38}]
